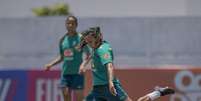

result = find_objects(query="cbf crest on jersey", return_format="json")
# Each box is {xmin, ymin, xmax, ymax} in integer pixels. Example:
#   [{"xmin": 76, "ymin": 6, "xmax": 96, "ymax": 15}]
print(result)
[{"xmin": 103, "ymin": 53, "xmax": 110, "ymax": 59}]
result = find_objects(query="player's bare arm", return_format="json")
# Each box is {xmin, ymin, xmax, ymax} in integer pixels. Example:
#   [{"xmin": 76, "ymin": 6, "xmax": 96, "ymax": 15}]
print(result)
[
  {"xmin": 106, "ymin": 63, "xmax": 117, "ymax": 96},
  {"xmin": 79, "ymin": 55, "xmax": 91, "ymax": 74},
  {"xmin": 107, "ymin": 63, "xmax": 133, "ymax": 101},
  {"xmin": 45, "ymin": 55, "xmax": 63, "ymax": 71}
]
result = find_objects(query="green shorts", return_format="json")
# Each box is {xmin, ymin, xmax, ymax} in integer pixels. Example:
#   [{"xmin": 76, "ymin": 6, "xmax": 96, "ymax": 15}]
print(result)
[
  {"xmin": 85, "ymin": 81, "xmax": 128, "ymax": 101},
  {"xmin": 60, "ymin": 74, "xmax": 84, "ymax": 90}
]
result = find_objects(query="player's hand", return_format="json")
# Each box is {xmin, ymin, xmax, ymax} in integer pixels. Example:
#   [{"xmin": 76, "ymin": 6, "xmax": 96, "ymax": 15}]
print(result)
[
  {"xmin": 109, "ymin": 81, "xmax": 117, "ymax": 96},
  {"xmin": 79, "ymin": 65, "xmax": 86, "ymax": 74},
  {"xmin": 44, "ymin": 64, "xmax": 52, "ymax": 71}
]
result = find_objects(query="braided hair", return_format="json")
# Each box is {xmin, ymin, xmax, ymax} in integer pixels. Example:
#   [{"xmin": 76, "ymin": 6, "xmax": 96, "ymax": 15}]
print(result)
[{"xmin": 76, "ymin": 26, "xmax": 102, "ymax": 50}]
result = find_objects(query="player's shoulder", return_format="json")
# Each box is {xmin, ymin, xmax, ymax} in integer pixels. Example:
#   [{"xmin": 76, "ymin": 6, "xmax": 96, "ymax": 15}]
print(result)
[
  {"xmin": 59, "ymin": 34, "xmax": 67, "ymax": 43},
  {"xmin": 102, "ymin": 41, "xmax": 112, "ymax": 49},
  {"xmin": 97, "ymin": 41, "xmax": 112, "ymax": 52}
]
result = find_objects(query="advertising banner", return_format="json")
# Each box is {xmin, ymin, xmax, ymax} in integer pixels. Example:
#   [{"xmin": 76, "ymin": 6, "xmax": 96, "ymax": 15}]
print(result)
[
  {"xmin": 0, "ymin": 67, "xmax": 201, "ymax": 101},
  {"xmin": 0, "ymin": 71, "xmax": 27, "ymax": 101},
  {"xmin": 27, "ymin": 71, "xmax": 61, "ymax": 101},
  {"xmin": 84, "ymin": 67, "xmax": 201, "ymax": 101}
]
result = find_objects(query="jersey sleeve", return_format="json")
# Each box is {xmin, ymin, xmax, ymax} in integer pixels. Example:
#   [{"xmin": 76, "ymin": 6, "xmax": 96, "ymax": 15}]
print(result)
[{"xmin": 97, "ymin": 47, "xmax": 113, "ymax": 65}]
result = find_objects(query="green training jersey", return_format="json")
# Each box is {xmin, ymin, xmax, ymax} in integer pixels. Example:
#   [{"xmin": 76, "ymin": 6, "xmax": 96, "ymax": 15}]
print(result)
[
  {"xmin": 91, "ymin": 41, "xmax": 118, "ymax": 86},
  {"xmin": 59, "ymin": 33, "xmax": 89, "ymax": 75}
]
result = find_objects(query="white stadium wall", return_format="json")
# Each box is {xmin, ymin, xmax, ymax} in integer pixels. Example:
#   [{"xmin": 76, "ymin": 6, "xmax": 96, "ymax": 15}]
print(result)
[{"xmin": 0, "ymin": 17, "xmax": 201, "ymax": 69}]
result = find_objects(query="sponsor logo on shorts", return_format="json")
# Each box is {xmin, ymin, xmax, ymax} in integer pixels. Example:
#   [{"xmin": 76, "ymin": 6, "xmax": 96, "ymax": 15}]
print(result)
[{"xmin": 77, "ymin": 85, "xmax": 82, "ymax": 89}]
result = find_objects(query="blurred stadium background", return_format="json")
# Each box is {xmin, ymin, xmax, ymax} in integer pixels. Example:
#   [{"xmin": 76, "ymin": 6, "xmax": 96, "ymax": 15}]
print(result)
[{"xmin": 0, "ymin": 0, "xmax": 201, "ymax": 101}]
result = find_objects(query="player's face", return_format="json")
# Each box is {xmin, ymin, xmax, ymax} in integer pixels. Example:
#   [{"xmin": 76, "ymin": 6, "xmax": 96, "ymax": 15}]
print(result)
[
  {"xmin": 84, "ymin": 34, "xmax": 98, "ymax": 48},
  {"xmin": 65, "ymin": 17, "xmax": 77, "ymax": 33}
]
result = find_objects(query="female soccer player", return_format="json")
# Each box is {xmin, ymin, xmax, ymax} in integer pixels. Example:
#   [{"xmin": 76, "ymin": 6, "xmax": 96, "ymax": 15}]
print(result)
[
  {"xmin": 79, "ymin": 27, "xmax": 132, "ymax": 101},
  {"xmin": 45, "ymin": 16, "xmax": 90, "ymax": 101}
]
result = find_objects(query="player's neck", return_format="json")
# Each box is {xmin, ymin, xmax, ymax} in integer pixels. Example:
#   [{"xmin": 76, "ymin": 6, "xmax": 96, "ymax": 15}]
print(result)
[{"xmin": 67, "ymin": 31, "xmax": 77, "ymax": 36}]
